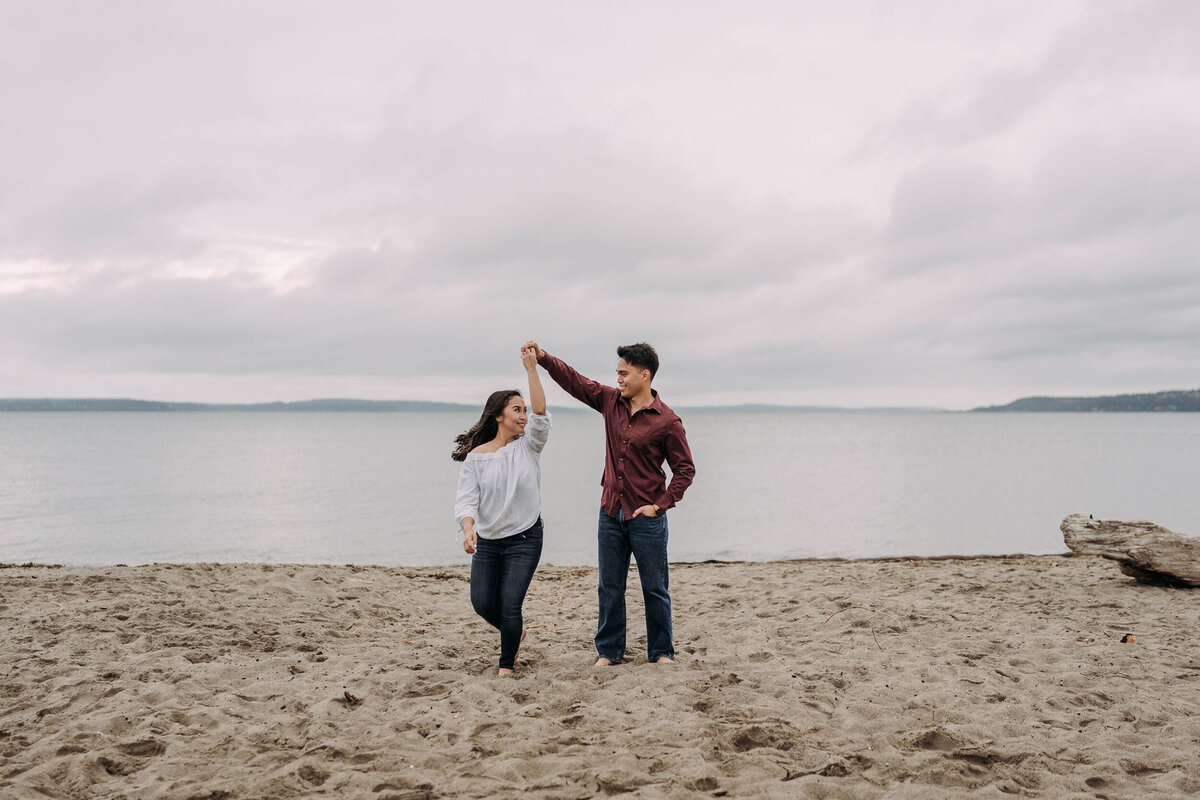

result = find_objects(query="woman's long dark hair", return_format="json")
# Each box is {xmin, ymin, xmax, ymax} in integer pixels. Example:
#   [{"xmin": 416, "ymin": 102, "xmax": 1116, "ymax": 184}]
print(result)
[{"xmin": 451, "ymin": 389, "xmax": 523, "ymax": 462}]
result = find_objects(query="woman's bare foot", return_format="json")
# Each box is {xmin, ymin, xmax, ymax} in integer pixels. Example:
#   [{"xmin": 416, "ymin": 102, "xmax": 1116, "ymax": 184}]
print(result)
[
  {"xmin": 514, "ymin": 628, "xmax": 527, "ymax": 664},
  {"xmin": 594, "ymin": 657, "xmax": 614, "ymax": 667},
  {"xmin": 654, "ymin": 656, "xmax": 675, "ymax": 664},
  {"xmin": 497, "ymin": 667, "xmax": 513, "ymax": 676}
]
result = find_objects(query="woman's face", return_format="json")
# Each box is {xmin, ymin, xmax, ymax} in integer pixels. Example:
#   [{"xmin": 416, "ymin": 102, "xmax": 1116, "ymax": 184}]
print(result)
[{"xmin": 495, "ymin": 394, "xmax": 527, "ymax": 437}]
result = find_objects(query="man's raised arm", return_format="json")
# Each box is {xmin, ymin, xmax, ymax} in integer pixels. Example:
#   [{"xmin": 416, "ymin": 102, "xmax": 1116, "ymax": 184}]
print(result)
[{"xmin": 523, "ymin": 340, "xmax": 612, "ymax": 412}]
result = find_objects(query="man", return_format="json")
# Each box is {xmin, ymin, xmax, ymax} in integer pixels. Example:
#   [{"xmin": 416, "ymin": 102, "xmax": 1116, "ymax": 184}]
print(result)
[{"xmin": 524, "ymin": 340, "xmax": 695, "ymax": 666}]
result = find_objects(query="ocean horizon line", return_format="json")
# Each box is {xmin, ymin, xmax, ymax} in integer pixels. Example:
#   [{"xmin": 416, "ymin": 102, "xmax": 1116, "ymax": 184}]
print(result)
[
  {"xmin": 0, "ymin": 397, "xmax": 948, "ymax": 414},
  {"xmin": 2, "ymin": 387, "xmax": 1198, "ymax": 413}
]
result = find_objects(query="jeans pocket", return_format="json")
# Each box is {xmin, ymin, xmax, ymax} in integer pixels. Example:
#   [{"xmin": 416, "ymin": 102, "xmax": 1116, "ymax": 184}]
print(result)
[
  {"xmin": 520, "ymin": 519, "xmax": 544, "ymax": 540},
  {"xmin": 630, "ymin": 513, "xmax": 666, "ymax": 534}
]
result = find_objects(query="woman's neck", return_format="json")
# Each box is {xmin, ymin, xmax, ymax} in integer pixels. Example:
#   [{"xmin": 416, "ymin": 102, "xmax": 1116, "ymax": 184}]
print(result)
[{"xmin": 489, "ymin": 430, "xmax": 519, "ymax": 448}]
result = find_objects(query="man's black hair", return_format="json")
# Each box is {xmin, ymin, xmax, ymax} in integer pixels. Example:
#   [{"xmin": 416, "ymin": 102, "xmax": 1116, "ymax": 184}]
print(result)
[{"xmin": 616, "ymin": 342, "xmax": 659, "ymax": 379}]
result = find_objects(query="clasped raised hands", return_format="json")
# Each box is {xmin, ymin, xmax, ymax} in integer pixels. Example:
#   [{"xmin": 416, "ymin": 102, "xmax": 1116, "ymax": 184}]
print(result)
[{"xmin": 521, "ymin": 340, "xmax": 544, "ymax": 370}]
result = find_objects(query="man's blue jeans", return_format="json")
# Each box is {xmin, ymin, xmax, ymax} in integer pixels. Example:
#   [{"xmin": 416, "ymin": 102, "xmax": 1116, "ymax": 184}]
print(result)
[
  {"xmin": 470, "ymin": 519, "xmax": 543, "ymax": 669},
  {"xmin": 595, "ymin": 508, "xmax": 673, "ymax": 663}
]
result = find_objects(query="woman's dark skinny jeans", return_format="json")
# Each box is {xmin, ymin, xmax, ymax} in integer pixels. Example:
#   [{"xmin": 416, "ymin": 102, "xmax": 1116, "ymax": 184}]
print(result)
[{"xmin": 469, "ymin": 519, "xmax": 543, "ymax": 669}]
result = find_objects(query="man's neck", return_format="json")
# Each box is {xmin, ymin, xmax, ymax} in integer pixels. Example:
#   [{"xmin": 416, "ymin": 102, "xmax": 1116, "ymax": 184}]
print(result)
[{"xmin": 629, "ymin": 389, "xmax": 654, "ymax": 414}]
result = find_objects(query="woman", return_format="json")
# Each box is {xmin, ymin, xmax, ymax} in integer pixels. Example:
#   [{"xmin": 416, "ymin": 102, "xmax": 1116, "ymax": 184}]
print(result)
[{"xmin": 452, "ymin": 345, "xmax": 549, "ymax": 675}]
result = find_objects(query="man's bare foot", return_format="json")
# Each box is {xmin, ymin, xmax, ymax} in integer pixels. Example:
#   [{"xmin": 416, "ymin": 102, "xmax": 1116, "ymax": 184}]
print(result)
[
  {"xmin": 594, "ymin": 657, "xmax": 614, "ymax": 667},
  {"xmin": 654, "ymin": 656, "xmax": 675, "ymax": 664},
  {"xmin": 497, "ymin": 667, "xmax": 513, "ymax": 676}
]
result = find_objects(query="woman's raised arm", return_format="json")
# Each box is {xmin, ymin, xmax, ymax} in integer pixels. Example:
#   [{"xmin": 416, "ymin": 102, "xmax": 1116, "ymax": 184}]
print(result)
[{"xmin": 522, "ymin": 345, "xmax": 546, "ymax": 415}]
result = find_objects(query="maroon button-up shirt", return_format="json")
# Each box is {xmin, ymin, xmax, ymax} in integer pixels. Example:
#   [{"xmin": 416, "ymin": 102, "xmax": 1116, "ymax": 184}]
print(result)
[{"xmin": 540, "ymin": 352, "xmax": 695, "ymax": 518}]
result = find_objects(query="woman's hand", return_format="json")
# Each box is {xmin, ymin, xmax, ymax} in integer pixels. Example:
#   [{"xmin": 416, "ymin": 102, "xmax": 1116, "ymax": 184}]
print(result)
[
  {"xmin": 522, "ymin": 344, "xmax": 547, "ymax": 415},
  {"xmin": 522, "ymin": 340, "xmax": 545, "ymax": 361},
  {"xmin": 463, "ymin": 528, "xmax": 478, "ymax": 554},
  {"xmin": 521, "ymin": 345, "xmax": 538, "ymax": 371}
]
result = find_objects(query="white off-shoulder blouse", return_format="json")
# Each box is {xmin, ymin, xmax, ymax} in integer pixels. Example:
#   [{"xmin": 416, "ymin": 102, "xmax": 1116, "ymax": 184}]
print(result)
[{"xmin": 453, "ymin": 412, "xmax": 551, "ymax": 540}]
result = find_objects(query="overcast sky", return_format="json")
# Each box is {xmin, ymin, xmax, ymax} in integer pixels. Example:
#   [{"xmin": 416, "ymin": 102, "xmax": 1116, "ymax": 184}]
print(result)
[{"xmin": 2, "ymin": 1, "xmax": 1197, "ymax": 409}]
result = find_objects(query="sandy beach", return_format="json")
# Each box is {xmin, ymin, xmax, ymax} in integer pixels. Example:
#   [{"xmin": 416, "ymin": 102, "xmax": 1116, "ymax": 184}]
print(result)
[{"xmin": 2, "ymin": 556, "xmax": 1198, "ymax": 799}]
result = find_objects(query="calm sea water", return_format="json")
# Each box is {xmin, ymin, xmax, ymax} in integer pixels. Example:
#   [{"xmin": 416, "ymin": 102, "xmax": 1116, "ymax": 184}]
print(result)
[{"xmin": 1, "ymin": 412, "xmax": 1197, "ymax": 567}]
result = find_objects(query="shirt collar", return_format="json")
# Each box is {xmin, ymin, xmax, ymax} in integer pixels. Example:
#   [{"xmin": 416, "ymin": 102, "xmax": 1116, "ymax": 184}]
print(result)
[{"xmin": 622, "ymin": 388, "xmax": 663, "ymax": 414}]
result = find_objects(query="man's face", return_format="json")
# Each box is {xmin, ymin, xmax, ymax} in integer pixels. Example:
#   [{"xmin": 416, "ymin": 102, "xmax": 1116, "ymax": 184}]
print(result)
[{"xmin": 616, "ymin": 359, "xmax": 650, "ymax": 398}]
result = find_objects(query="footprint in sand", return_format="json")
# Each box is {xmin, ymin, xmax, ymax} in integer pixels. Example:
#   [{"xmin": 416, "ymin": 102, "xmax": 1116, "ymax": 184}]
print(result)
[
  {"xmin": 908, "ymin": 728, "xmax": 963, "ymax": 752},
  {"xmin": 298, "ymin": 763, "xmax": 330, "ymax": 786},
  {"xmin": 118, "ymin": 738, "xmax": 168, "ymax": 758}
]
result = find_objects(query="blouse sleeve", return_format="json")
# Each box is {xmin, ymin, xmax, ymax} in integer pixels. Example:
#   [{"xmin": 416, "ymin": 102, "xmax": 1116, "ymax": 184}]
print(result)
[
  {"xmin": 524, "ymin": 412, "xmax": 551, "ymax": 453},
  {"xmin": 453, "ymin": 460, "xmax": 480, "ymax": 530}
]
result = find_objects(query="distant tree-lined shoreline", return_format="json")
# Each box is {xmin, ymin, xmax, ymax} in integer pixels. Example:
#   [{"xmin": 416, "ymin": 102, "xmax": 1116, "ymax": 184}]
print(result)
[
  {"xmin": 972, "ymin": 389, "xmax": 1200, "ymax": 412},
  {"xmin": 1, "ymin": 389, "xmax": 1197, "ymax": 413},
  {"xmin": 0, "ymin": 398, "xmax": 477, "ymax": 413}
]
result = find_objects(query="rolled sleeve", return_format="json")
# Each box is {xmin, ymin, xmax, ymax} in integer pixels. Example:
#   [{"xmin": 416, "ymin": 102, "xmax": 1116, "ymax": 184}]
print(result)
[
  {"xmin": 656, "ymin": 419, "xmax": 695, "ymax": 511},
  {"xmin": 525, "ymin": 412, "xmax": 551, "ymax": 453},
  {"xmin": 453, "ymin": 461, "xmax": 480, "ymax": 529}
]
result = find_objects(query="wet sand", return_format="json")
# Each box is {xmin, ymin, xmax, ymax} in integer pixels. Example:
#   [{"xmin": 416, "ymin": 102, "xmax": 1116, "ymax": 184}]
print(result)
[{"xmin": 2, "ymin": 556, "xmax": 1198, "ymax": 798}]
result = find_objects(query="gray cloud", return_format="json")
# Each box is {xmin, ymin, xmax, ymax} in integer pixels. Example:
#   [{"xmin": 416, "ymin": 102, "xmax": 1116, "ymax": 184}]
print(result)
[
  {"xmin": 2, "ymin": 2, "xmax": 1199, "ymax": 408},
  {"xmin": 9, "ymin": 172, "xmax": 232, "ymax": 262},
  {"xmin": 1031, "ymin": 118, "xmax": 1200, "ymax": 238},
  {"xmin": 862, "ymin": 1, "xmax": 1200, "ymax": 154}
]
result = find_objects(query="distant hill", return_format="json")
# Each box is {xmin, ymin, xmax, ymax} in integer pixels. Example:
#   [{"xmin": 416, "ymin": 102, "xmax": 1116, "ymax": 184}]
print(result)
[
  {"xmin": 0, "ymin": 398, "xmax": 478, "ymax": 413},
  {"xmin": 24, "ymin": 393, "xmax": 1199, "ymax": 414},
  {"xmin": 0, "ymin": 397, "xmax": 944, "ymax": 414},
  {"xmin": 973, "ymin": 389, "xmax": 1200, "ymax": 412}
]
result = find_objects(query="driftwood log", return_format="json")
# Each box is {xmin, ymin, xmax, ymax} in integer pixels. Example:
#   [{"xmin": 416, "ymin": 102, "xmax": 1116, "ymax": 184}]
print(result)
[{"xmin": 1061, "ymin": 513, "xmax": 1200, "ymax": 587}]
